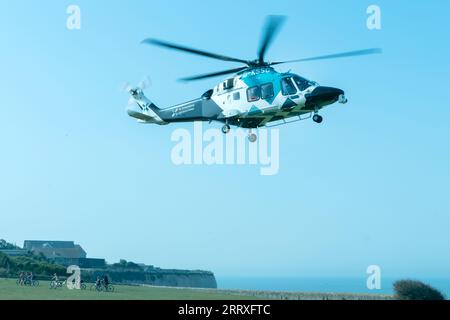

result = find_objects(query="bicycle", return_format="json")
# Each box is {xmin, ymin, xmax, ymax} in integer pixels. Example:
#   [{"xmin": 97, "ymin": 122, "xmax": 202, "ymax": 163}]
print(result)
[
  {"xmin": 103, "ymin": 283, "xmax": 115, "ymax": 292},
  {"xmin": 50, "ymin": 280, "xmax": 64, "ymax": 289},
  {"xmin": 24, "ymin": 279, "xmax": 39, "ymax": 287},
  {"xmin": 90, "ymin": 281, "xmax": 114, "ymax": 292}
]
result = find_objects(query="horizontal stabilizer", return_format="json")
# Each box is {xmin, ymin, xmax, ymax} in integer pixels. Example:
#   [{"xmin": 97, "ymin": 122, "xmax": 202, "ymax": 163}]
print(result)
[{"xmin": 127, "ymin": 109, "xmax": 160, "ymax": 123}]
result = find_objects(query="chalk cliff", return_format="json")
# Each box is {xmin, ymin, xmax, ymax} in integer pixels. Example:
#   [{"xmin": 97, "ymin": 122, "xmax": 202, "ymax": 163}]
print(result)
[{"xmin": 82, "ymin": 268, "xmax": 217, "ymax": 289}]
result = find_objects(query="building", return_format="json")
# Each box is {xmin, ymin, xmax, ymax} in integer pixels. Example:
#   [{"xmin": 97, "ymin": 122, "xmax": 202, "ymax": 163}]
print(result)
[
  {"xmin": 23, "ymin": 240, "xmax": 105, "ymax": 269},
  {"xmin": 24, "ymin": 240, "xmax": 87, "ymax": 260}
]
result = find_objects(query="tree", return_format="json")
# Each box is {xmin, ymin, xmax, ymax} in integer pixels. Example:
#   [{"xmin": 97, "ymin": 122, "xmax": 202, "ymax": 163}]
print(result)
[
  {"xmin": 111, "ymin": 259, "xmax": 143, "ymax": 271},
  {"xmin": 394, "ymin": 280, "xmax": 445, "ymax": 300},
  {"xmin": 0, "ymin": 239, "xmax": 18, "ymax": 250}
]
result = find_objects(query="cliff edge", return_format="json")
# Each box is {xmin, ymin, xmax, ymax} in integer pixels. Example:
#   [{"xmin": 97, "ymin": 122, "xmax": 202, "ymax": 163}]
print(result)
[{"xmin": 82, "ymin": 268, "xmax": 217, "ymax": 289}]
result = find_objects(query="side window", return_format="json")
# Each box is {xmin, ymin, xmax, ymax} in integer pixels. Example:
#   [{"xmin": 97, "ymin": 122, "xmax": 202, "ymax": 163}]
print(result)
[
  {"xmin": 247, "ymin": 86, "xmax": 261, "ymax": 102},
  {"xmin": 233, "ymin": 92, "xmax": 241, "ymax": 100},
  {"xmin": 224, "ymin": 78, "xmax": 234, "ymax": 90},
  {"xmin": 281, "ymin": 78, "xmax": 297, "ymax": 95},
  {"xmin": 261, "ymin": 83, "xmax": 274, "ymax": 100}
]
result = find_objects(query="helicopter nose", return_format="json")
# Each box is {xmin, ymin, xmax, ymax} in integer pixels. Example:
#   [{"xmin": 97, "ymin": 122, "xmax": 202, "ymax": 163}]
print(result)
[{"xmin": 306, "ymin": 86, "xmax": 345, "ymax": 105}]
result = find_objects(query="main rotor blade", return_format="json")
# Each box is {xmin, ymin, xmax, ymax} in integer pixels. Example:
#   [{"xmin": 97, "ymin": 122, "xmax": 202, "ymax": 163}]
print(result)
[
  {"xmin": 179, "ymin": 66, "xmax": 248, "ymax": 82},
  {"xmin": 271, "ymin": 48, "xmax": 382, "ymax": 65},
  {"xmin": 142, "ymin": 38, "xmax": 250, "ymax": 65},
  {"xmin": 258, "ymin": 15, "xmax": 287, "ymax": 64}
]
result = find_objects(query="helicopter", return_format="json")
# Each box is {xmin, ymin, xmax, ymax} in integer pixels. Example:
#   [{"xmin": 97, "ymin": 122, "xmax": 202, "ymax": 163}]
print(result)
[{"xmin": 126, "ymin": 16, "xmax": 381, "ymax": 142}]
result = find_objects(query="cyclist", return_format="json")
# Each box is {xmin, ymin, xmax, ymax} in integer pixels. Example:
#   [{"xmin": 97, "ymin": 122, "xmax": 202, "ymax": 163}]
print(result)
[
  {"xmin": 103, "ymin": 275, "xmax": 109, "ymax": 289},
  {"xmin": 80, "ymin": 278, "xmax": 86, "ymax": 289},
  {"xmin": 51, "ymin": 273, "xmax": 60, "ymax": 288},
  {"xmin": 25, "ymin": 272, "xmax": 32, "ymax": 285},
  {"xmin": 95, "ymin": 276, "xmax": 101, "ymax": 289},
  {"xmin": 29, "ymin": 272, "xmax": 35, "ymax": 286},
  {"xmin": 18, "ymin": 271, "xmax": 25, "ymax": 285}
]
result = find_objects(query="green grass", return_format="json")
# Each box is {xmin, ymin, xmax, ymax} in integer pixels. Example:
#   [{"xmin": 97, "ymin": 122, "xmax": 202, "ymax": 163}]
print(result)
[{"xmin": 0, "ymin": 278, "xmax": 257, "ymax": 300}]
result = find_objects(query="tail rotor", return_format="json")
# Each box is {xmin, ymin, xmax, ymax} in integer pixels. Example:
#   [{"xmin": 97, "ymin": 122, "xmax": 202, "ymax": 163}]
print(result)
[{"xmin": 121, "ymin": 75, "xmax": 153, "ymax": 95}]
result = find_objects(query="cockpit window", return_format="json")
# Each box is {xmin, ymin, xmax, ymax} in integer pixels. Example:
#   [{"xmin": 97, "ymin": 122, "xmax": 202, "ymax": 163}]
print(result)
[
  {"xmin": 293, "ymin": 76, "xmax": 315, "ymax": 91},
  {"xmin": 281, "ymin": 77, "xmax": 297, "ymax": 95}
]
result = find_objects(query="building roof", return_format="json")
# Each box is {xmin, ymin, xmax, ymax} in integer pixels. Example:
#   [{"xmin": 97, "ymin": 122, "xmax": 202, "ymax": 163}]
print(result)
[
  {"xmin": 23, "ymin": 240, "xmax": 76, "ymax": 250},
  {"xmin": 32, "ymin": 245, "xmax": 87, "ymax": 259}
]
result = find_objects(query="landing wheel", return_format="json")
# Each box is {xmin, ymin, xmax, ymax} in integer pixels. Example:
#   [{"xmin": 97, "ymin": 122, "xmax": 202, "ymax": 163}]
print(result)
[
  {"xmin": 313, "ymin": 114, "xmax": 323, "ymax": 124},
  {"xmin": 221, "ymin": 124, "xmax": 231, "ymax": 134},
  {"xmin": 248, "ymin": 133, "xmax": 257, "ymax": 143}
]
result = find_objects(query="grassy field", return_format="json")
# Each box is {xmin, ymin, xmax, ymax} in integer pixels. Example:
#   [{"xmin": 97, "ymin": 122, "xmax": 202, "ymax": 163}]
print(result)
[{"xmin": 0, "ymin": 278, "xmax": 257, "ymax": 300}]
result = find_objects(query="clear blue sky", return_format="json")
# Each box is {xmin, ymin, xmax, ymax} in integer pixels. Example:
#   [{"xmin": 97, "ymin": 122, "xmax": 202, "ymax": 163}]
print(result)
[{"xmin": 1, "ymin": 0, "xmax": 449, "ymax": 280}]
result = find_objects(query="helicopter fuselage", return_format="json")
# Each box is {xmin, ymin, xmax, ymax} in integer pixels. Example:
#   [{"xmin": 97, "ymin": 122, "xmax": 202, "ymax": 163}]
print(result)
[{"xmin": 127, "ymin": 67, "xmax": 347, "ymax": 130}]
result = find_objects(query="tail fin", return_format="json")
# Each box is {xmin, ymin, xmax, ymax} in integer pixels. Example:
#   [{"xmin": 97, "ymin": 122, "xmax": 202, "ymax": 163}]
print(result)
[{"xmin": 127, "ymin": 88, "xmax": 166, "ymax": 124}]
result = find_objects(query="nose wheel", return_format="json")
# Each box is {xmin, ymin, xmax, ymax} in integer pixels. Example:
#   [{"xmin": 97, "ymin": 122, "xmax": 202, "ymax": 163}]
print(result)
[
  {"xmin": 247, "ymin": 129, "xmax": 257, "ymax": 143},
  {"xmin": 221, "ymin": 124, "xmax": 231, "ymax": 134},
  {"xmin": 313, "ymin": 114, "xmax": 323, "ymax": 124}
]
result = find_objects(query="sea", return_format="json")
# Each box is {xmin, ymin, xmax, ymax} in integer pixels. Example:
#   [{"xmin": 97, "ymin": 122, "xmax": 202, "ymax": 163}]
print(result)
[{"xmin": 216, "ymin": 276, "xmax": 450, "ymax": 296}]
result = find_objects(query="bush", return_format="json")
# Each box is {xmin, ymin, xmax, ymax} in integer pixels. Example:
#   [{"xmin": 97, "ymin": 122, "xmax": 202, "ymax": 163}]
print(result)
[
  {"xmin": 0, "ymin": 239, "xmax": 19, "ymax": 250},
  {"xmin": 394, "ymin": 280, "xmax": 445, "ymax": 300},
  {"xmin": 0, "ymin": 251, "xmax": 65, "ymax": 277},
  {"xmin": 111, "ymin": 259, "xmax": 143, "ymax": 271}
]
